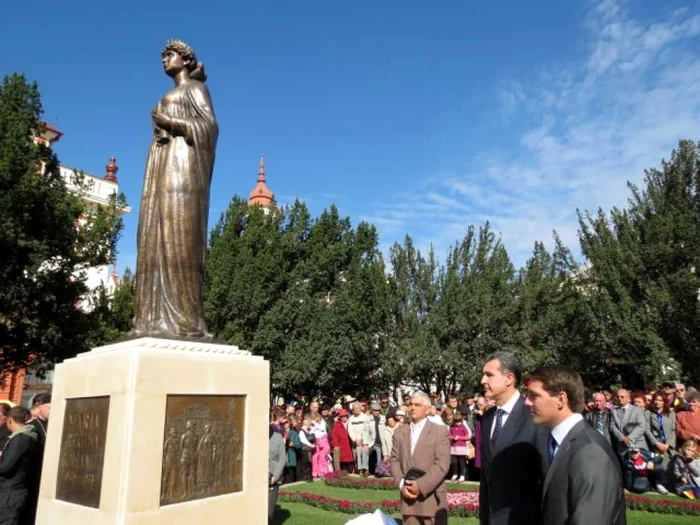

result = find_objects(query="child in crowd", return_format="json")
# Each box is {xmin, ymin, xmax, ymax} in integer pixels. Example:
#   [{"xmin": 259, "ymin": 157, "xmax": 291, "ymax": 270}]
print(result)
[
  {"xmin": 672, "ymin": 440, "xmax": 700, "ymax": 499},
  {"xmin": 624, "ymin": 447, "xmax": 658, "ymax": 493},
  {"xmin": 297, "ymin": 417, "xmax": 315, "ymax": 481},
  {"xmin": 311, "ymin": 413, "xmax": 331, "ymax": 478},
  {"xmin": 449, "ymin": 411, "xmax": 471, "ymax": 482}
]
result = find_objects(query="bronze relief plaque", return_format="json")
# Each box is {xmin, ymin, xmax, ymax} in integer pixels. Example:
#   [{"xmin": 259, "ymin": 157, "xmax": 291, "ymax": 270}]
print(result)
[
  {"xmin": 160, "ymin": 395, "xmax": 245, "ymax": 506},
  {"xmin": 56, "ymin": 396, "xmax": 110, "ymax": 508}
]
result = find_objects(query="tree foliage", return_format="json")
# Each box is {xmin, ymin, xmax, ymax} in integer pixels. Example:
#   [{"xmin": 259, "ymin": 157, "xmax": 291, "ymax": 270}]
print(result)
[
  {"xmin": 0, "ymin": 73, "xmax": 125, "ymax": 371},
  {"xmin": 205, "ymin": 201, "xmax": 389, "ymax": 399}
]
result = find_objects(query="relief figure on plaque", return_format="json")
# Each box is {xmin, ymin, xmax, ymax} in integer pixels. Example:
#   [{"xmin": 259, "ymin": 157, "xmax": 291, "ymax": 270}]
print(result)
[
  {"xmin": 179, "ymin": 420, "xmax": 197, "ymax": 499},
  {"xmin": 229, "ymin": 428, "xmax": 242, "ymax": 488},
  {"xmin": 214, "ymin": 431, "xmax": 227, "ymax": 489},
  {"xmin": 161, "ymin": 427, "xmax": 179, "ymax": 501},
  {"xmin": 196, "ymin": 424, "xmax": 215, "ymax": 495},
  {"xmin": 131, "ymin": 39, "xmax": 218, "ymax": 340}
]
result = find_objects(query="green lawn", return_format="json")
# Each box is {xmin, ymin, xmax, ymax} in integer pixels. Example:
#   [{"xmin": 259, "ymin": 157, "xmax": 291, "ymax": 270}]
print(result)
[{"xmin": 272, "ymin": 481, "xmax": 699, "ymax": 525}]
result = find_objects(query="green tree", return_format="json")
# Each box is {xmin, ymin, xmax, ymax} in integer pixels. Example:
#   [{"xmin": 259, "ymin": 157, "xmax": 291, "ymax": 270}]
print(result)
[
  {"xmin": 258, "ymin": 206, "xmax": 389, "ymax": 399},
  {"xmin": 0, "ymin": 74, "xmax": 125, "ymax": 371},
  {"xmin": 512, "ymin": 236, "xmax": 581, "ymax": 373},
  {"xmin": 86, "ymin": 268, "xmax": 136, "ymax": 347},
  {"xmin": 578, "ymin": 141, "xmax": 700, "ymax": 385},
  {"xmin": 383, "ymin": 236, "xmax": 441, "ymax": 395},
  {"xmin": 432, "ymin": 223, "xmax": 517, "ymax": 393},
  {"xmin": 205, "ymin": 197, "xmax": 290, "ymax": 349}
]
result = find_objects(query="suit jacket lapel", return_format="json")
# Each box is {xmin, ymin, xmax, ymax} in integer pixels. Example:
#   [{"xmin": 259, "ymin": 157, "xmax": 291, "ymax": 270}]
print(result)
[
  {"xmin": 542, "ymin": 420, "xmax": 586, "ymax": 497},
  {"xmin": 401, "ymin": 425, "xmax": 411, "ymax": 469},
  {"xmin": 649, "ymin": 412, "xmax": 658, "ymax": 435},
  {"xmin": 413, "ymin": 420, "xmax": 433, "ymax": 460},
  {"xmin": 492, "ymin": 396, "xmax": 526, "ymax": 456},
  {"xmin": 482, "ymin": 409, "xmax": 495, "ymax": 461},
  {"xmin": 621, "ymin": 406, "xmax": 631, "ymax": 426}
]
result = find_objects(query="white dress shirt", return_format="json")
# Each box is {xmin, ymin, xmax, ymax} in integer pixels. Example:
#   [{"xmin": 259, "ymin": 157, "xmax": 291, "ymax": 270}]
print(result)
[
  {"xmin": 399, "ymin": 417, "xmax": 429, "ymax": 489},
  {"xmin": 490, "ymin": 390, "xmax": 522, "ymax": 438},
  {"xmin": 549, "ymin": 413, "xmax": 584, "ymax": 458},
  {"xmin": 410, "ymin": 417, "xmax": 428, "ymax": 456}
]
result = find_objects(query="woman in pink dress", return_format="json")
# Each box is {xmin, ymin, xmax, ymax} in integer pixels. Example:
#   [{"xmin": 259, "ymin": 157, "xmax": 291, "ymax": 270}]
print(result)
[{"xmin": 311, "ymin": 413, "xmax": 331, "ymax": 478}]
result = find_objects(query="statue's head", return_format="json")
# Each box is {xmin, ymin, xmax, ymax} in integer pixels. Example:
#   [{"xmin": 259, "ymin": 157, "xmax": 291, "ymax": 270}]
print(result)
[{"xmin": 162, "ymin": 39, "xmax": 206, "ymax": 81}]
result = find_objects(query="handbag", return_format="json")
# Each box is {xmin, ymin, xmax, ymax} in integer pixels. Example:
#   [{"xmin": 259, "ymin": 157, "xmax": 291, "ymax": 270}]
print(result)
[
  {"xmin": 375, "ymin": 460, "xmax": 392, "ymax": 477},
  {"xmin": 467, "ymin": 442, "xmax": 476, "ymax": 460}
]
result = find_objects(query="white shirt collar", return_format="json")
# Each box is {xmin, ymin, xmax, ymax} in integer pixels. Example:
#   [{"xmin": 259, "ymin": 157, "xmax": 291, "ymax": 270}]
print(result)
[
  {"xmin": 551, "ymin": 413, "xmax": 584, "ymax": 446},
  {"xmin": 410, "ymin": 417, "xmax": 428, "ymax": 432},
  {"xmin": 498, "ymin": 390, "xmax": 522, "ymax": 414}
]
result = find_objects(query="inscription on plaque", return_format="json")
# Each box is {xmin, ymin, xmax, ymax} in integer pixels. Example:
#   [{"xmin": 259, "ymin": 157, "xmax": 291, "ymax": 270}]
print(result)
[
  {"xmin": 160, "ymin": 395, "xmax": 245, "ymax": 506},
  {"xmin": 56, "ymin": 396, "xmax": 110, "ymax": 508}
]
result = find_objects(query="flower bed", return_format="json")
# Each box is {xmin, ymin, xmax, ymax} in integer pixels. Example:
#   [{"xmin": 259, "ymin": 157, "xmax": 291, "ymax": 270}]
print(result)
[
  {"xmin": 287, "ymin": 474, "xmax": 700, "ymax": 518},
  {"xmin": 626, "ymin": 494, "xmax": 700, "ymax": 516},
  {"xmin": 278, "ymin": 491, "xmax": 480, "ymax": 518},
  {"xmin": 323, "ymin": 471, "xmax": 397, "ymax": 490}
]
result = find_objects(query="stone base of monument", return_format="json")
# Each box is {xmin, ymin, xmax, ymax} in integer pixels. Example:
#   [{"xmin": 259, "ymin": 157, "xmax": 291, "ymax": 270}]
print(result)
[{"xmin": 36, "ymin": 338, "xmax": 269, "ymax": 525}]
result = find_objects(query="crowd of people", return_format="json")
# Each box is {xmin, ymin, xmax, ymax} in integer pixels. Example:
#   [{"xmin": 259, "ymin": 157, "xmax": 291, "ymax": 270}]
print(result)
[
  {"xmin": 268, "ymin": 377, "xmax": 700, "ymax": 501},
  {"xmin": 268, "ymin": 392, "xmax": 486, "ymax": 487}
]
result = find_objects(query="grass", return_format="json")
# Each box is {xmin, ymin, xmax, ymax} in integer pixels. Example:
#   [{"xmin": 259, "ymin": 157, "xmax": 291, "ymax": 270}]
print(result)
[{"xmin": 271, "ymin": 480, "xmax": 700, "ymax": 525}]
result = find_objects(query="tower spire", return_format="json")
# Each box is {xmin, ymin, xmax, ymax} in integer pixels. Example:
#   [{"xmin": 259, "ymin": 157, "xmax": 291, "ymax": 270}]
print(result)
[
  {"xmin": 105, "ymin": 156, "xmax": 119, "ymax": 183},
  {"xmin": 258, "ymin": 154, "xmax": 266, "ymax": 182},
  {"xmin": 248, "ymin": 154, "xmax": 274, "ymax": 209}
]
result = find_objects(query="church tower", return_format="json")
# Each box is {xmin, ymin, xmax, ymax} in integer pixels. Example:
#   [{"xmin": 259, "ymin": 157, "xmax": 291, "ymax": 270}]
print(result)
[{"xmin": 248, "ymin": 155, "xmax": 274, "ymax": 211}]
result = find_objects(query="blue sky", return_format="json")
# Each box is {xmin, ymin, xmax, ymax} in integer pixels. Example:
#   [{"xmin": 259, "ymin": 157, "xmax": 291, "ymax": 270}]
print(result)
[{"xmin": 4, "ymin": 0, "xmax": 700, "ymax": 271}]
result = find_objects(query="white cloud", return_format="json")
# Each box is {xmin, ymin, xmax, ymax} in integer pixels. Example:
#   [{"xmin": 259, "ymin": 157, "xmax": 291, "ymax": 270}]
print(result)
[{"xmin": 369, "ymin": 0, "xmax": 700, "ymax": 267}]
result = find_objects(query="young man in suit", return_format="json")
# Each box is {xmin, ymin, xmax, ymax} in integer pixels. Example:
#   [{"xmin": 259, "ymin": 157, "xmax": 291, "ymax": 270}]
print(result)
[
  {"xmin": 526, "ymin": 366, "xmax": 626, "ymax": 525},
  {"xmin": 390, "ymin": 392, "xmax": 450, "ymax": 525},
  {"xmin": 0, "ymin": 406, "xmax": 38, "ymax": 525},
  {"xmin": 479, "ymin": 352, "xmax": 544, "ymax": 525}
]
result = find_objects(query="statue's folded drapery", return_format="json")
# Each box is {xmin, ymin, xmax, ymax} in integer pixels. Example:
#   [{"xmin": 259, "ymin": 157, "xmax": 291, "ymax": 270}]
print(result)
[{"xmin": 133, "ymin": 80, "xmax": 218, "ymax": 338}]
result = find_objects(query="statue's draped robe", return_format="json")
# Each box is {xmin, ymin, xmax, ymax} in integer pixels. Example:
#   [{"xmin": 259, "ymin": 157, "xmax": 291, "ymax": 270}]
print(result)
[{"xmin": 133, "ymin": 80, "xmax": 218, "ymax": 338}]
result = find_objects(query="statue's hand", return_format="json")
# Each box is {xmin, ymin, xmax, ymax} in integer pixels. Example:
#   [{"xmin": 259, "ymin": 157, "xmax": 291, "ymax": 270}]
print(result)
[{"xmin": 152, "ymin": 110, "xmax": 171, "ymax": 131}]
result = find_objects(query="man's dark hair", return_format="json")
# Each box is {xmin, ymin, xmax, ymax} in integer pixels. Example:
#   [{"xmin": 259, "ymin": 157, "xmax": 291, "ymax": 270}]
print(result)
[
  {"xmin": 0, "ymin": 404, "xmax": 10, "ymax": 418},
  {"xmin": 8, "ymin": 406, "xmax": 30, "ymax": 425},
  {"xmin": 484, "ymin": 351, "xmax": 523, "ymax": 386},
  {"xmin": 527, "ymin": 366, "xmax": 585, "ymax": 414}
]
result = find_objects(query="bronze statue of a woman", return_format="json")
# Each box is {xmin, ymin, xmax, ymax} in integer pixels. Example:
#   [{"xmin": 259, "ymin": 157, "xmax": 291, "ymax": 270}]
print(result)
[{"xmin": 132, "ymin": 39, "xmax": 218, "ymax": 339}]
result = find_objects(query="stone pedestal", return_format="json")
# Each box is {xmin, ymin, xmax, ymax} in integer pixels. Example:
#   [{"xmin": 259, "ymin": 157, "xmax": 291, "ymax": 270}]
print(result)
[{"xmin": 36, "ymin": 338, "xmax": 269, "ymax": 525}]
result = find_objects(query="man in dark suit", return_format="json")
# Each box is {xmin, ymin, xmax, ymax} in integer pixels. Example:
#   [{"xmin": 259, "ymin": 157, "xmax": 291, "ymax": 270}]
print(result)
[
  {"xmin": 390, "ymin": 392, "xmax": 450, "ymax": 525},
  {"xmin": 584, "ymin": 392, "xmax": 612, "ymax": 446},
  {"xmin": 479, "ymin": 352, "xmax": 543, "ymax": 525},
  {"xmin": 526, "ymin": 366, "xmax": 626, "ymax": 525},
  {"xmin": 0, "ymin": 404, "xmax": 11, "ymax": 449},
  {"xmin": 0, "ymin": 406, "xmax": 38, "ymax": 525},
  {"xmin": 23, "ymin": 393, "xmax": 49, "ymax": 525}
]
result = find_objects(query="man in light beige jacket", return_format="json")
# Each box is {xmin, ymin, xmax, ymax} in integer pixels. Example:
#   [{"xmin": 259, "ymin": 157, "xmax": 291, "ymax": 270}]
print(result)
[{"xmin": 390, "ymin": 392, "xmax": 450, "ymax": 525}]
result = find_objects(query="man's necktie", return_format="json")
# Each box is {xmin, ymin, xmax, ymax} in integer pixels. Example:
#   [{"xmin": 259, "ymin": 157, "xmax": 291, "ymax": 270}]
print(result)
[
  {"xmin": 656, "ymin": 412, "xmax": 666, "ymax": 444},
  {"xmin": 596, "ymin": 412, "xmax": 605, "ymax": 435},
  {"xmin": 548, "ymin": 434, "xmax": 557, "ymax": 464},
  {"xmin": 491, "ymin": 408, "xmax": 505, "ymax": 446}
]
